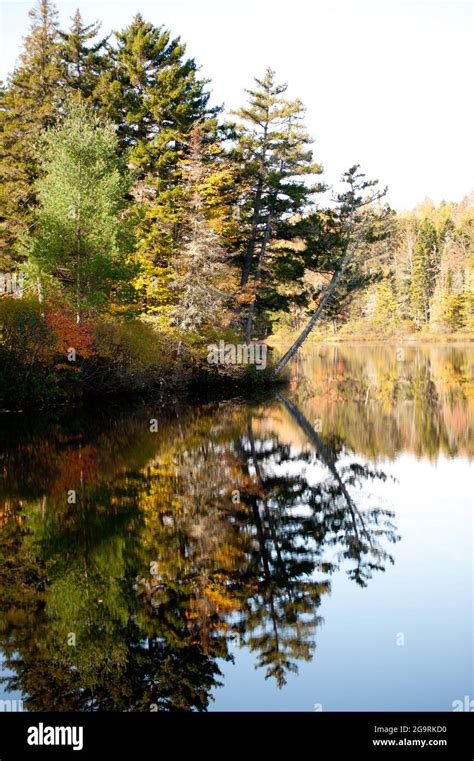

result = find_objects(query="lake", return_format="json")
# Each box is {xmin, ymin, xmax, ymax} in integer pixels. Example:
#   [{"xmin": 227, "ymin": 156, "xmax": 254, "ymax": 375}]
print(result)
[{"xmin": 0, "ymin": 343, "xmax": 472, "ymax": 711}]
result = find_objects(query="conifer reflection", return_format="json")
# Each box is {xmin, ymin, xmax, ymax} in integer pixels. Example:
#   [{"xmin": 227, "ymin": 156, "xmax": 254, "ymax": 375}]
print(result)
[{"xmin": 0, "ymin": 393, "xmax": 398, "ymax": 709}]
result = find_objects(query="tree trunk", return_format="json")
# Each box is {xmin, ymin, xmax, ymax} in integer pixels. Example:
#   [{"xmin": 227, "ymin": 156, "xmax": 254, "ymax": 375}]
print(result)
[
  {"xmin": 244, "ymin": 213, "xmax": 272, "ymax": 343},
  {"xmin": 273, "ymin": 221, "xmax": 366, "ymax": 376},
  {"xmin": 36, "ymin": 276, "xmax": 44, "ymax": 305},
  {"xmin": 76, "ymin": 259, "xmax": 81, "ymax": 325},
  {"xmin": 273, "ymin": 249, "xmax": 351, "ymax": 375},
  {"xmin": 240, "ymin": 176, "xmax": 264, "ymax": 288}
]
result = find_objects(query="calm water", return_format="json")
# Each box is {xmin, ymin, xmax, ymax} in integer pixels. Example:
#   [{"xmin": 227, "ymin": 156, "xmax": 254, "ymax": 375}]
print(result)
[{"xmin": 0, "ymin": 344, "xmax": 472, "ymax": 711}]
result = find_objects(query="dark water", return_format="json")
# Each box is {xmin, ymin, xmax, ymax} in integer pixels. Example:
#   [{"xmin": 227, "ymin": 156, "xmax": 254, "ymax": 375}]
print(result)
[{"xmin": 0, "ymin": 344, "xmax": 472, "ymax": 711}]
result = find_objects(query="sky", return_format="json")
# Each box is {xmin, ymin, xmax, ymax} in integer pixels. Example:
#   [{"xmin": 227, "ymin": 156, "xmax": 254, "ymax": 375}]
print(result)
[{"xmin": 0, "ymin": 0, "xmax": 472, "ymax": 210}]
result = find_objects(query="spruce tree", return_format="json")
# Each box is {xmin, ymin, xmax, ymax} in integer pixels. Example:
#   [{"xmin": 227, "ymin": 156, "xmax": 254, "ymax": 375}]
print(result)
[
  {"xmin": 95, "ymin": 15, "xmax": 219, "ymax": 315},
  {"xmin": 59, "ymin": 9, "xmax": 109, "ymax": 102},
  {"xmin": 98, "ymin": 14, "xmax": 214, "ymax": 175}
]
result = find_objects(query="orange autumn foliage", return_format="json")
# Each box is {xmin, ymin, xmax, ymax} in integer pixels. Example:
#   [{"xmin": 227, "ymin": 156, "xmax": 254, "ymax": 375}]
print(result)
[{"xmin": 43, "ymin": 300, "xmax": 94, "ymax": 365}]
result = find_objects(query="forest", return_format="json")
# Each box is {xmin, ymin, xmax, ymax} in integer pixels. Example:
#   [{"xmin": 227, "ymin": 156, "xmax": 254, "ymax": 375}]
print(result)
[{"xmin": 0, "ymin": 0, "xmax": 472, "ymax": 406}]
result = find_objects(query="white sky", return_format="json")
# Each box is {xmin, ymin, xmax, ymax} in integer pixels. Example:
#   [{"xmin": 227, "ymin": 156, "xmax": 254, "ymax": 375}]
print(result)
[{"xmin": 1, "ymin": 0, "xmax": 473, "ymax": 210}]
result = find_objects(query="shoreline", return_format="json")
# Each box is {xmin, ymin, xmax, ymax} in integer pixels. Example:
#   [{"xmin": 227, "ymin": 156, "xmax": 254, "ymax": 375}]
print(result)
[
  {"xmin": 270, "ymin": 333, "xmax": 474, "ymax": 346},
  {"xmin": 0, "ymin": 365, "xmax": 287, "ymax": 414},
  {"xmin": 2, "ymin": 336, "xmax": 472, "ymax": 413}
]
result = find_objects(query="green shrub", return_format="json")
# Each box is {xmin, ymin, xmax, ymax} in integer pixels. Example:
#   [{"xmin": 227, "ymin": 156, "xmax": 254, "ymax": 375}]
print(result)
[
  {"xmin": 0, "ymin": 298, "xmax": 54, "ymax": 404},
  {"xmin": 87, "ymin": 319, "xmax": 179, "ymax": 394}
]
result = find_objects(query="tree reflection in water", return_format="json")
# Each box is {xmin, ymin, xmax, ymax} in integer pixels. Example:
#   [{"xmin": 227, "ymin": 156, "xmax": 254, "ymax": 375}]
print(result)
[{"xmin": 0, "ymin": 389, "xmax": 401, "ymax": 711}]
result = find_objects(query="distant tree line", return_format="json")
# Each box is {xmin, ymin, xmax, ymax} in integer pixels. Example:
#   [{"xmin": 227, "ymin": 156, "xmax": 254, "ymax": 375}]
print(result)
[{"xmin": 338, "ymin": 199, "xmax": 474, "ymax": 335}]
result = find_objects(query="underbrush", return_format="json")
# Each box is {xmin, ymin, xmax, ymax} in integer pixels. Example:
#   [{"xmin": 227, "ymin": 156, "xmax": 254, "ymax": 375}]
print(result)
[{"xmin": 0, "ymin": 299, "xmax": 278, "ymax": 408}]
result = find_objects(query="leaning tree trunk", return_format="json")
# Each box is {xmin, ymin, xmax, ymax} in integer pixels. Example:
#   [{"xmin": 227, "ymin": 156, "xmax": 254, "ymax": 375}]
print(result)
[
  {"xmin": 273, "ymin": 222, "xmax": 366, "ymax": 376},
  {"xmin": 273, "ymin": 251, "xmax": 350, "ymax": 375}
]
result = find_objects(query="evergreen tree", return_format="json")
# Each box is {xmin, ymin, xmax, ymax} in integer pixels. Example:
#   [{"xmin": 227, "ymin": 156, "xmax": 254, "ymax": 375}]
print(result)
[
  {"xmin": 98, "ymin": 14, "xmax": 214, "ymax": 175},
  {"xmin": 0, "ymin": 0, "xmax": 62, "ymax": 268},
  {"xmin": 410, "ymin": 219, "xmax": 438, "ymax": 326},
  {"xmin": 274, "ymin": 166, "xmax": 389, "ymax": 375},
  {"xmin": 59, "ymin": 9, "xmax": 109, "ymax": 102},
  {"xmin": 25, "ymin": 102, "xmax": 134, "ymax": 321},
  {"xmin": 94, "ymin": 15, "xmax": 220, "ymax": 315},
  {"xmin": 233, "ymin": 68, "xmax": 323, "ymax": 341}
]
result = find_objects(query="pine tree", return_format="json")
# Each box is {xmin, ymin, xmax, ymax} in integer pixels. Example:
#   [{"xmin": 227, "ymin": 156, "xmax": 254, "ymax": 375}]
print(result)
[
  {"xmin": 25, "ymin": 102, "xmax": 134, "ymax": 321},
  {"xmin": 59, "ymin": 9, "xmax": 109, "ymax": 102},
  {"xmin": 232, "ymin": 68, "xmax": 323, "ymax": 341},
  {"xmin": 274, "ymin": 166, "xmax": 389, "ymax": 375},
  {"xmin": 0, "ymin": 0, "xmax": 62, "ymax": 268}
]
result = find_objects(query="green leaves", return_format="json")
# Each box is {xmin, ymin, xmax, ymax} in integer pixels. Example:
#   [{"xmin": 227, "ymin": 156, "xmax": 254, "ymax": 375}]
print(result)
[{"xmin": 27, "ymin": 101, "xmax": 134, "ymax": 319}]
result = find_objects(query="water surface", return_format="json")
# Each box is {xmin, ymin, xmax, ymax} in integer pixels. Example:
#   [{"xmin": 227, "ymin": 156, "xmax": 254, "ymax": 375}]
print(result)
[{"xmin": 0, "ymin": 343, "xmax": 472, "ymax": 711}]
